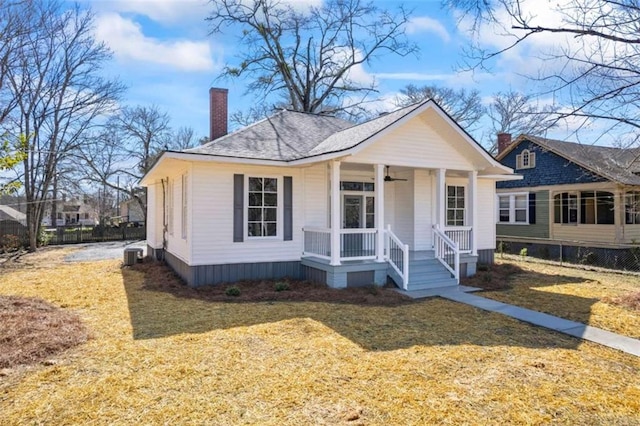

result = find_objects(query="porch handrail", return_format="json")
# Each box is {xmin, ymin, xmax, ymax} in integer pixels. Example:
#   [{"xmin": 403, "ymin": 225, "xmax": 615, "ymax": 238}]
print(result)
[
  {"xmin": 302, "ymin": 227, "xmax": 331, "ymax": 260},
  {"xmin": 385, "ymin": 225, "xmax": 409, "ymax": 290},
  {"xmin": 442, "ymin": 226, "xmax": 472, "ymax": 253},
  {"xmin": 433, "ymin": 225, "xmax": 460, "ymax": 283}
]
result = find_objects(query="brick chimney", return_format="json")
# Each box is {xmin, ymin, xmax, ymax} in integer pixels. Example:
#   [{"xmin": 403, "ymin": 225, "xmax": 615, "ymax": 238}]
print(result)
[
  {"xmin": 497, "ymin": 133, "xmax": 512, "ymax": 155},
  {"xmin": 209, "ymin": 87, "xmax": 228, "ymax": 141}
]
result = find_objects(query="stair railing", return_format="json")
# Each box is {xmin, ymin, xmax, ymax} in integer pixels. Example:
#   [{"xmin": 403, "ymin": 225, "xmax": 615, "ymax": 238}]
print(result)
[
  {"xmin": 385, "ymin": 225, "xmax": 409, "ymax": 290},
  {"xmin": 433, "ymin": 225, "xmax": 460, "ymax": 284}
]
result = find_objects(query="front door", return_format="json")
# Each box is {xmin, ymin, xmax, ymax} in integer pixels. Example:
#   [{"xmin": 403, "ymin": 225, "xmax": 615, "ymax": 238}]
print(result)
[{"xmin": 342, "ymin": 195, "xmax": 374, "ymax": 256}]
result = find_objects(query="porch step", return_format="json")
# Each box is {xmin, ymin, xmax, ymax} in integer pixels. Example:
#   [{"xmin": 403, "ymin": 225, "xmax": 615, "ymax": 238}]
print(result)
[{"xmin": 404, "ymin": 257, "xmax": 457, "ymax": 291}]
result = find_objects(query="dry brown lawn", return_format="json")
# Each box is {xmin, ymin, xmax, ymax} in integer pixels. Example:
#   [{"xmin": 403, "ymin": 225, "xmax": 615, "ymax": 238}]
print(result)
[
  {"xmin": 467, "ymin": 256, "xmax": 640, "ymax": 339},
  {"xmin": 0, "ymin": 248, "xmax": 639, "ymax": 425}
]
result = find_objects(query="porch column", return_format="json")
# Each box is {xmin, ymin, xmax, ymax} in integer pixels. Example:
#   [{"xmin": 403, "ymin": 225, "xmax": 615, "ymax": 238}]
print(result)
[
  {"xmin": 436, "ymin": 168, "xmax": 446, "ymax": 228},
  {"xmin": 468, "ymin": 170, "xmax": 478, "ymax": 256},
  {"xmin": 375, "ymin": 164, "xmax": 385, "ymax": 262},
  {"xmin": 330, "ymin": 160, "xmax": 341, "ymax": 266}
]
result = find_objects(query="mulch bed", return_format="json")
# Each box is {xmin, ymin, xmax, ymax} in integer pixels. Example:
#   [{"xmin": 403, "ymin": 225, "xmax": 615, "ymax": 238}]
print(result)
[
  {"xmin": 461, "ymin": 262, "xmax": 524, "ymax": 290},
  {"xmin": 130, "ymin": 259, "xmax": 413, "ymax": 306},
  {"xmin": 0, "ymin": 296, "xmax": 88, "ymax": 369}
]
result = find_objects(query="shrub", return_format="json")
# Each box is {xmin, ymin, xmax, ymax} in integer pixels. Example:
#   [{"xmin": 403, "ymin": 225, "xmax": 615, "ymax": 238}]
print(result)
[
  {"xmin": 225, "ymin": 286, "xmax": 241, "ymax": 297},
  {"xmin": 477, "ymin": 263, "xmax": 489, "ymax": 272},
  {"xmin": 519, "ymin": 248, "xmax": 528, "ymax": 258},
  {"xmin": 366, "ymin": 284, "xmax": 379, "ymax": 295},
  {"xmin": 274, "ymin": 281, "xmax": 290, "ymax": 292}
]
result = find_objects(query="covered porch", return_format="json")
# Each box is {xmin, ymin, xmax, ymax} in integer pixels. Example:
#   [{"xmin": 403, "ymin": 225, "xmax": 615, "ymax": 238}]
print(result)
[{"xmin": 301, "ymin": 161, "xmax": 480, "ymax": 290}]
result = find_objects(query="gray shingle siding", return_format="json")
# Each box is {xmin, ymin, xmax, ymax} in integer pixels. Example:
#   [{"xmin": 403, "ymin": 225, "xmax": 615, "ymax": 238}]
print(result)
[{"xmin": 497, "ymin": 141, "xmax": 606, "ymax": 189}]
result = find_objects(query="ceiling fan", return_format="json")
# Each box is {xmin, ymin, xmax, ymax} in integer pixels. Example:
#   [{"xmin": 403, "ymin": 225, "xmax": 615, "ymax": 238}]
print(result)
[{"xmin": 384, "ymin": 165, "xmax": 407, "ymax": 182}]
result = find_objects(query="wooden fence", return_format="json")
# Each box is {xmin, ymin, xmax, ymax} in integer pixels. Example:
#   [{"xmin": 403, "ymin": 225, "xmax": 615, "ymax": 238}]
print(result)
[
  {"xmin": 0, "ymin": 222, "xmax": 145, "ymax": 248},
  {"xmin": 43, "ymin": 226, "xmax": 146, "ymax": 245}
]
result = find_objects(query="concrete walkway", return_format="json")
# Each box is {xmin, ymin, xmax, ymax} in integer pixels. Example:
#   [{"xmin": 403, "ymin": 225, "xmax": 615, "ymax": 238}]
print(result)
[{"xmin": 402, "ymin": 287, "xmax": 640, "ymax": 357}]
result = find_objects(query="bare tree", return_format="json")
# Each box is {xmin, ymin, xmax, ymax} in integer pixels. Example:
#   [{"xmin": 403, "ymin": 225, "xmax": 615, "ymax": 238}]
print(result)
[
  {"xmin": 2, "ymin": 1, "xmax": 124, "ymax": 251},
  {"xmin": 394, "ymin": 84, "xmax": 485, "ymax": 130},
  {"xmin": 446, "ymin": 0, "xmax": 640, "ymax": 145},
  {"xmin": 208, "ymin": 0, "xmax": 417, "ymax": 118},
  {"xmin": 79, "ymin": 106, "xmax": 198, "ymax": 222},
  {"xmin": 485, "ymin": 90, "xmax": 558, "ymax": 151}
]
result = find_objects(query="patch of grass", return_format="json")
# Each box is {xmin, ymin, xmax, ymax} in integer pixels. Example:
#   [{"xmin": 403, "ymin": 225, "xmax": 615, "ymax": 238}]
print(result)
[
  {"xmin": 0, "ymin": 296, "xmax": 88, "ymax": 369},
  {"xmin": 0, "ymin": 248, "xmax": 639, "ymax": 424},
  {"xmin": 605, "ymin": 291, "xmax": 640, "ymax": 311},
  {"xmin": 479, "ymin": 258, "xmax": 640, "ymax": 339}
]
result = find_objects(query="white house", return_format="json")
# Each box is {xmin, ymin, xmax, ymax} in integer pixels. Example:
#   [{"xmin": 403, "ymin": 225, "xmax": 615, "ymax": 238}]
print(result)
[{"xmin": 140, "ymin": 88, "xmax": 518, "ymax": 290}]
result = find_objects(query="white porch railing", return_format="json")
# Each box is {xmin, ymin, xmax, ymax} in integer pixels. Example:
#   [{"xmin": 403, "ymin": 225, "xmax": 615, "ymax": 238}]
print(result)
[
  {"xmin": 442, "ymin": 226, "xmax": 472, "ymax": 253},
  {"xmin": 385, "ymin": 225, "xmax": 409, "ymax": 290},
  {"xmin": 433, "ymin": 225, "xmax": 460, "ymax": 283},
  {"xmin": 302, "ymin": 228, "xmax": 377, "ymax": 261},
  {"xmin": 302, "ymin": 227, "xmax": 331, "ymax": 260}
]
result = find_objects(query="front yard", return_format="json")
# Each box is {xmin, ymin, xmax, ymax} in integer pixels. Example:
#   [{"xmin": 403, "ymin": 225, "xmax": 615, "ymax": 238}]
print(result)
[{"xmin": 1, "ymin": 250, "xmax": 639, "ymax": 424}]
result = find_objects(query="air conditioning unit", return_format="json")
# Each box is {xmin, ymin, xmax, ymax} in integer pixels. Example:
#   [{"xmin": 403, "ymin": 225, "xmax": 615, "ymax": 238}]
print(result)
[{"xmin": 123, "ymin": 247, "xmax": 143, "ymax": 266}]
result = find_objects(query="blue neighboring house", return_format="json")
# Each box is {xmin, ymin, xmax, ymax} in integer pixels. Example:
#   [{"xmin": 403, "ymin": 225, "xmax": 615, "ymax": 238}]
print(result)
[{"xmin": 494, "ymin": 134, "xmax": 640, "ymax": 265}]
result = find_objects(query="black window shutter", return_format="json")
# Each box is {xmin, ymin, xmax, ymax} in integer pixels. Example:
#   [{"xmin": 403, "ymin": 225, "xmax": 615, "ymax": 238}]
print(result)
[
  {"xmin": 233, "ymin": 174, "xmax": 244, "ymax": 242},
  {"xmin": 283, "ymin": 176, "xmax": 293, "ymax": 241},
  {"xmin": 529, "ymin": 192, "xmax": 536, "ymax": 224}
]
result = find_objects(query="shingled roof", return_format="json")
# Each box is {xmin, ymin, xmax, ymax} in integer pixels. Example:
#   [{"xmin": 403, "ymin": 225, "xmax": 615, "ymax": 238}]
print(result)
[
  {"xmin": 517, "ymin": 135, "xmax": 640, "ymax": 186},
  {"xmin": 183, "ymin": 102, "xmax": 424, "ymax": 162}
]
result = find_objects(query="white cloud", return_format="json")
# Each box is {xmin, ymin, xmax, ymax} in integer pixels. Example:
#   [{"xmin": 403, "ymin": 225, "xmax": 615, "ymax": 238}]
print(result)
[
  {"xmin": 374, "ymin": 72, "xmax": 452, "ymax": 81},
  {"xmin": 94, "ymin": 12, "xmax": 218, "ymax": 72},
  {"xmin": 407, "ymin": 16, "xmax": 450, "ymax": 43},
  {"xmin": 88, "ymin": 0, "xmax": 209, "ymax": 25}
]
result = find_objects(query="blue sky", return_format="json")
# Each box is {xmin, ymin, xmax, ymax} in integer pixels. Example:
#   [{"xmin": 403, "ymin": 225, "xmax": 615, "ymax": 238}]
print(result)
[{"xmin": 83, "ymin": 0, "xmax": 592, "ymax": 145}]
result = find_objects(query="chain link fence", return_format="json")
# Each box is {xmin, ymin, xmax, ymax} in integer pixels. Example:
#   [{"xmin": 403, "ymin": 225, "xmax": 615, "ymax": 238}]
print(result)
[{"xmin": 496, "ymin": 237, "xmax": 640, "ymax": 272}]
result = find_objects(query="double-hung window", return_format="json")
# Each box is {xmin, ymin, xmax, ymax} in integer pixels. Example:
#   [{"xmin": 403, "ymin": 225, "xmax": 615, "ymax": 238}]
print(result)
[
  {"xmin": 498, "ymin": 193, "xmax": 529, "ymax": 224},
  {"xmin": 248, "ymin": 177, "xmax": 278, "ymax": 237},
  {"xmin": 446, "ymin": 185, "xmax": 465, "ymax": 226}
]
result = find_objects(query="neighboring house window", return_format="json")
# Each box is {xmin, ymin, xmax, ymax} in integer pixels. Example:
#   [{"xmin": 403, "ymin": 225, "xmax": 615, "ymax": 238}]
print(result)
[
  {"xmin": 56, "ymin": 213, "xmax": 62, "ymax": 220},
  {"xmin": 498, "ymin": 193, "xmax": 529, "ymax": 224},
  {"xmin": 446, "ymin": 185, "xmax": 465, "ymax": 226},
  {"xmin": 84, "ymin": 213, "xmax": 89, "ymax": 220},
  {"xmin": 554, "ymin": 192, "xmax": 578, "ymax": 224},
  {"xmin": 181, "ymin": 174, "xmax": 187, "ymax": 239},
  {"xmin": 248, "ymin": 177, "xmax": 278, "ymax": 237},
  {"xmin": 516, "ymin": 149, "xmax": 536, "ymax": 170},
  {"xmin": 580, "ymin": 191, "xmax": 615, "ymax": 225},
  {"xmin": 626, "ymin": 191, "xmax": 640, "ymax": 224}
]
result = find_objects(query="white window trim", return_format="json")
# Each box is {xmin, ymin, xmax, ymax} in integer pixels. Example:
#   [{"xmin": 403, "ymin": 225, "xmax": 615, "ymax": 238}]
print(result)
[
  {"xmin": 516, "ymin": 149, "xmax": 536, "ymax": 170},
  {"xmin": 626, "ymin": 191, "xmax": 640, "ymax": 225},
  {"xmin": 497, "ymin": 192, "xmax": 529, "ymax": 225},
  {"xmin": 446, "ymin": 184, "xmax": 466, "ymax": 227},
  {"xmin": 245, "ymin": 175, "xmax": 283, "ymax": 240}
]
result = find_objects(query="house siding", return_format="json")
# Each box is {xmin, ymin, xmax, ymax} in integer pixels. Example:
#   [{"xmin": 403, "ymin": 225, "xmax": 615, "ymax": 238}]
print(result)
[
  {"xmin": 146, "ymin": 183, "xmax": 159, "ymax": 248},
  {"xmin": 190, "ymin": 163, "xmax": 304, "ymax": 266},
  {"xmin": 349, "ymin": 118, "xmax": 475, "ymax": 171},
  {"xmin": 497, "ymin": 190, "xmax": 550, "ymax": 239},
  {"xmin": 414, "ymin": 169, "xmax": 432, "ymax": 250},
  {"xmin": 497, "ymin": 141, "xmax": 607, "ymax": 189},
  {"xmin": 476, "ymin": 179, "xmax": 497, "ymax": 250},
  {"xmin": 393, "ymin": 170, "xmax": 414, "ymax": 247}
]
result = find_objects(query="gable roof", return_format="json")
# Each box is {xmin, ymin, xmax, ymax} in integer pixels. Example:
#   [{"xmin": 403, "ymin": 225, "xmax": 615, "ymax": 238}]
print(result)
[
  {"xmin": 142, "ymin": 99, "xmax": 512, "ymax": 185},
  {"xmin": 497, "ymin": 135, "xmax": 640, "ymax": 186}
]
